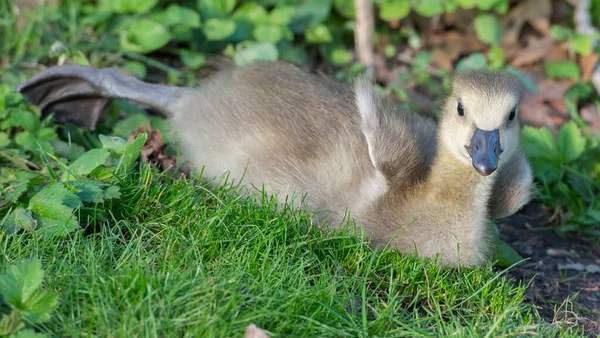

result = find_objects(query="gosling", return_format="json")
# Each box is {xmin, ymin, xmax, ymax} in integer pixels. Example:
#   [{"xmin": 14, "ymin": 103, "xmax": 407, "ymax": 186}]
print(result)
[{"xmin": 17, "ymin": 62, "xmax": 533, "ymax": 266}]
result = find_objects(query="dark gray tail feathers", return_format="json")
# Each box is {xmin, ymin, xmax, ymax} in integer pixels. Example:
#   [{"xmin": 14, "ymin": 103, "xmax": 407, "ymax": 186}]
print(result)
[{"xmin": 17, "ymin": 64, "xmax": 183, "ymax": 129}]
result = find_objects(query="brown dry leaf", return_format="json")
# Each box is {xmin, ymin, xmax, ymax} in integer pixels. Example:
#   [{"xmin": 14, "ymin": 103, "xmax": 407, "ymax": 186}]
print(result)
[
  {"xmin": 387, "ymin": 19, "xmax": 400, "ymax": 30},
  {"xmin": 529, "ymin": 18, "xmax": 551, "ymax": 36},
  {"xmin": 463, "ymin": 31, "xmax": 488, "ymax": 54},
  {"xmin": 548, "ymin": 112, "xmax": 569, "ymax": 127},
  {"xmin": 580, "ymin": 104, "xmax": 600, "ymax": 134},
  {"xmin": 442, "ymin": 7, "xmax": 478, "ymax": 32},
  {"xmin": 520, "ymin": 101, "xmax": 554, "ymax": 130},
  {"xmin": 431, "ymin": 31, "xmax": 463, "ymax": 70},
  {"xmin": 547, "ymin": 99, "xmax": 568, "ymax": 115},
  {"xmin": 502, "ymin": 0, "xmax": 552, "ymax": 45},
  {"xmin": 244, "ymin": 324, "xmax": 269, "ymax": 338},
  {"xmin": 544, "ymin": 44, "xmax": 569, "ymax": 62},
  {"xmin": 431, "ymin": 48, "xmax": 454, "ymax": 70},
  {"xmin": 128, "ymin": 124, "xmax": 178, "ymax": 170},
  {"xmin": 580, "ymin": 53, "xmax": 600, "ymax": 82},
  {"xmin": 510, "ymin": 36, "xmax": 555, "ymax": 67},
  {"xmin": 525, "ymin": 80, "xmax": 572, "ymax": 104}
]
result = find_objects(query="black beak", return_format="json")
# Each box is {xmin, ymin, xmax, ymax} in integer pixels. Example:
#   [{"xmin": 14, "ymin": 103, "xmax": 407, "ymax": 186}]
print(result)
[{"xmin": 466, "ymin": 128, "xmax": 500, "ymax": 176}]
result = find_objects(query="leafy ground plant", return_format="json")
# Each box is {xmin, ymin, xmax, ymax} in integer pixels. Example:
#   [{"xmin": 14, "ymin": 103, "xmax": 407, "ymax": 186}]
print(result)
[
  {"xmin": 522, "ymin": 121, "xmax": 600, "ymax": 239},
  {"xmin": 0, "ymin": 84, "xmax": 147, "ymax": 236},
  {"xmin": 0, "ymin": 259, "xmax": 57, "ymax": 338}
]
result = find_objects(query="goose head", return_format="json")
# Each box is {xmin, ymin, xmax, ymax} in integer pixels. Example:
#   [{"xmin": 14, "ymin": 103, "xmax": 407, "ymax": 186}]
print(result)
[{"xmin": 439, "ymin": 70, "xmax": 526, "ymax": 176}]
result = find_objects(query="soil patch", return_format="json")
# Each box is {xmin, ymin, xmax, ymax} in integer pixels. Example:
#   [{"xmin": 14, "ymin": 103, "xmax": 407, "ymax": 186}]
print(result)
[{"xmin": 500, "ymin": 202, "xmax": 600, "ymax": 335}]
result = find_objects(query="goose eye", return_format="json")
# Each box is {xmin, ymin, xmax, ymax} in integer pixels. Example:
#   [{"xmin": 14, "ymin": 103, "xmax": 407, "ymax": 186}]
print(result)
[
  {"xmin": 457, "ymin": 102, "xmax": 465, "ymax": 117},
  {"xmin": 509, "ymin": 108, "xmax": 516, "ymax": 121}
]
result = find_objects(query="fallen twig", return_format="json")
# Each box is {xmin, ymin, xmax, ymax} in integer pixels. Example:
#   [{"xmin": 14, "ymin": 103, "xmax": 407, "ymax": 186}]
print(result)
[{"xmin": 354, "ymin": 0, "xmax": 375, "ymax": 80}]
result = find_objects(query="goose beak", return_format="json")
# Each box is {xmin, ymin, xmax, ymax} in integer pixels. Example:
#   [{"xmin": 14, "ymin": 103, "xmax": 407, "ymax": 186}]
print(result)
[{"xmin": 466, "ymin": 128, "xmax": 500, "ymax": 176}]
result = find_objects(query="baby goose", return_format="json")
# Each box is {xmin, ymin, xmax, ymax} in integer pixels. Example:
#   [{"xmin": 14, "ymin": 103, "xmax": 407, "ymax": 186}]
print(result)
[{"xmin": 17, "ymin": 62, "xmax": 533, "ymax": 266}]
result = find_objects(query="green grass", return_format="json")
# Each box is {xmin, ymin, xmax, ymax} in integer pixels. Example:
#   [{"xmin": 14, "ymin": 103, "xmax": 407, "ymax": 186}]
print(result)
[{"xmin": 1, "ymin": 166, "xmax": 583, "ymax": 336}]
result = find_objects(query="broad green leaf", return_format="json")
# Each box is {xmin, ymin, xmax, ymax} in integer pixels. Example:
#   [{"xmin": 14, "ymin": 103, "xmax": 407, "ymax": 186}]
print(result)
[
  {"xmin": 70, "ymin": 50, "xmax": 90, "ymax": 66},
  {"xmin": 379, "ymin": 0, "xmax": 410, "ymax": 21},
  {"xmin": 14, "ymin": 132, "xmax": 53, "ymax": 154},
  {"xmin": 457, "ymin": 0, "xmax": 477, "ymax": 8},
  {"xmin": 234, "ymin": 42, "xmax": 279, "ymax": 66},
  {"xmin": 0, "ymin": 132, "xmax": 9, "ymax": 147},
  {"xmin": 384, "ymin": 44, "xmax": 396, "ymax": 58},
  {"xmin": 455, "ymin": 53, "xmax": 487, "ymax": 71},
  {"xmin": 22, "ymin": 289, "xmax": 58, "ymax": 324},
  {"xmin": 0, "ymin": 311, "xmax": 23, "ymax": 336},
  {"xmin": 567, "ymin": 173, "xmax": 592, "ymax": 202},
  {"xmin": 5, "ymin": 171, "xmax": 41, "ymax": 203},
  {"xmin": 474, "ymin": 14, "xmax": 502, "ymax": 46},
  {"xmin": 198, "ymin": 0, "xmax": 237, "ymax": 17},
  {"xmin": 28, "ymin": 182, "xmax": 81, "ymax": 235},
  {"xmin": 413, "ymin": 51, "xmax": 432, "ymax": 69},
  {"xmin": 13, "ymin": 208, "xmax": 36, "ymax": 232},
  {"xmin": 557, "ymin": 121, "xmax": 586, "ymax": 163},
  {"xmin": 4, "ymin": 93, "xmax": 22, "ymax": 107},
  {"xmin": 445, "ymin": 0, "xmax": 458, "ymax": 12},
  {"xmin": 280, "ymin": 42, "xmax": 309, "ymax": 65},
  {"xmin": 99, "ymin": 135, "xmax": 128, "ymax": 155},
  {"xmin": 492, "ymin": 0, "xmax": 508, "ymax": 13},
  {"xmin": 171, "ymin": 26, "xmax": 195, "ymax": 42},
  {"xmin": 0, "ymin": 259, "xmax": 44, "ymax": 307},
  {"xmin": 0, "ymin": 84, "xmax": 13, "ymax": 99},
  {"xmin": 320, "ymin": 45, "xmax": 353, "ymax": 66},
  {"xmin": 288, "ymin": 0, "xmax": 332, "ymax": 33},
  {"xmin": 99, "ymin": 0, "xmax": 157, "ymax": 13},
  {"xmin": 333, "ymin": 0, "xmax": 355, "ymax": 18},
  {"xmin": 164, "ymin": 4, "xmax": 201, "ymax": 28},
  {"xmin": 330, "ymin": 49, "xmax": 353, "ymax": 66},
  {"xmin": 477, "ymin": 0, "xmax": 502, "ymax": 10},
  {"xmin": 572, "ymin": 33, "xmax": 593, "ymax": 55},
  {"xmin": 122, "ymin": 61, "xmax": 147, "ymax": 79},
  {"xmin": 204, "ymin": 18, "xmax": 236, "ymax": 40},
  {"xmin": 564, "ymin": 82, "xmax": 594, "ymax": 101},
  {"xmin": 70, "ymin": 179, "xmax": 104, "ymax": 203},
  {"xmin": 119, "ymin": 19, "xmax": 171, "ymax": 53},
  {"xmin": 549, "ymin": 25, "xmax": 572, "ymax": 40},
  {"xmin": 120, "ymin": 133, "xmax": 148, "ymax": 174},
  {"xmin": 104, "ymin": 186, "xmax": 122, "ymax": 200},
  {"xmin": 180, "ymin": 50, "xmax": 206, "ymax": 69},
  {"xmin": 413, "ymin": 0, "xmax": 444, "ymax": 17},
  {"xmin": 4, "ymin": 109, "xmax": 40, "ymax": 132},
  {"xmin": 490, "ymin": 223, "xmax": 524, "ymax": 267},
  {"xmin": 494, "ymin": 240, "xmax": 524, "ymax": 267},
  {"xmin": 69, "ymin": 179, "xmax": 120, "ymax": 203},
  {"xmin": 269, "ymin": 6, "xmax": 295, "ymax": 25},
  {"xmin": 253, "ymin": 24, "xmax": 286, "ymax": 43},
  {"xmin": 487, "ymin": 46, "xmax": 504, "ymax": 69},
  {"xmin": 305, "ymin": 24, "xmax": 332, "ymax": 44},
  {"xmin": 62, "ymin": 148, "xmax": 110, "ymax": 181},
  {"xmin": 529, "ymin": 157, "xmax": 562, "ymax": 183},
  {"xmin": 521, "ymin": 126, "xmax": 558, "ymax": 160},
  {"xmin": 37, "ymin": 128, "xmax": 57, "ymax": 140},
  {"xmin": 545, "ymin": 61, "xmax": 581, "ymax": 80},
  {"xmin": 232, "ymin": 2, "xmax": 268, "ymax": 23},
  {"xmin": 113, "ymin": 114, "xmax": 151, "ymax": 139}
]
